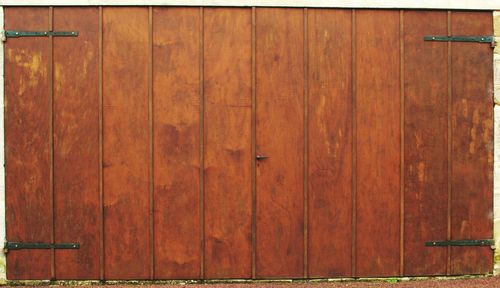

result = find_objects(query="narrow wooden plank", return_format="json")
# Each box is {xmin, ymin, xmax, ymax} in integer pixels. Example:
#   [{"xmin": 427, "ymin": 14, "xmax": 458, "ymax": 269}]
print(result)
[
  {"xmin": 153, "ymin": 7, "xmax": 201, "ymax": 279},
  {"xmin": 255, "ymin": 8, "xmax": 304, "ymax": 278},
  {"xmin": 403, "ymin": 10, "xmax": 448, "ymax": 276},
  {"xmin": 350, "ymin": 9, "xmax": 357, "ymax": 277},
  {"xmin": 53, "ymin": 7, "xmax": 100, "ymax": 279},
  {"xmin": 307, "ymin": 8, "xmax": 352, "ymax": 278},
  {"xmin": 355, "ymin": 10, "xmax": 400, "ymax": 277},
  {"xmin": 4, "ymin": 7, "xmax": 51, "ymax": 280},
  {"xmin": 302, "ymin": 8, "xmax": 308, "ymax": 279},
  {"xmin": 446, "ymin": 11, "xmax": 452, "ymax": 276},
  {"xmin": 98, "ymin": 6, "xmax": 104, "ymax": 281},
  {"xmin": 450, "ymin": 11, "xmax": 493, "ymax": 275},
  {"xmin": 399, "ymin": 10, "xmax": 404, "ymax": 276},
  {"xmin": 48, "ymin": 6, "xmax": 55, "ymax": 281},
  {"xmin": 251, "ymin": 7, "xmax": 257, "ymax": 280},
  {"xmin": 148, "ymin": 6, "xmax": 154, "ymax": 280},
  {"xmin": 204, "ymin": 8, "xmax": 252, "ymax": 279},
  {"xmin": 102, "ymin": 7, "xmax": 150, "ymax": 279},
  {"xmin": 199, "ymin": 7, "xmax": 205, "ymax": 280}
]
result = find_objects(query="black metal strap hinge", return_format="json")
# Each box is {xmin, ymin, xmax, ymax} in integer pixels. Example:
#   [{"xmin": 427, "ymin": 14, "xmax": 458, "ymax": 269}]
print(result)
[
  {"xmin": 424, "ymin": 35, "xmax": 496, "ymax": 47},
  {"xmin": 426, "ymin": 239, "xmax": 494, "ymax": 248},
  {"xmin": 4, "ymin": 241, "xmax": 80, "ymax": 253},
  {"xmin": 2, "ymin": 30, "xmax": 79, "ymax": 41}
]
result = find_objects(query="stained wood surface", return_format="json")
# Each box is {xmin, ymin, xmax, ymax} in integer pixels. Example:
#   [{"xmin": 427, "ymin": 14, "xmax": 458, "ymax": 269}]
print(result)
[
  {"xmin": 355, "ymin": 10, "xmax": 401, "ymax": 277},
  {"xmin": 5, "ymin": 7, "xmax": 51, "ymax": 280},
  {"xmin": 204, "ymin": 8, "xmax": 253, "ymax": 279},
  {"xmin": 307, "ymin": 8, "xmax": 353, "ymax": 278},
  {"xmin": 450, "ymin": 11, "xmax": 493, "ymax": 275},
  {"xmin": 102, "ymin": 7, "xmax": 150, "ymax": 279},
  {"xmin": 255, "ymin": 8, "xmax": 304, "ymax": 278},
  {"xmin": 53, "ymin": 7, "xmax": 100, "ymax": 279},
  {"xmin": 403, "ymin": 11, "xmax": 448, "ymax": 276},
  {"xmin": 4, "ymin": 7, "xmax": 494, "ymax": 280},
  {"xmin": 153, "ymin": 7, "xmax": 201, "ymax": 279}
]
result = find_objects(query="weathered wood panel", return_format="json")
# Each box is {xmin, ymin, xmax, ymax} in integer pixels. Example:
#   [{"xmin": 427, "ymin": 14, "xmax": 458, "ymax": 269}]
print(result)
[
  {"xmin": 403, "ymin": 11, "xmax": 449, "ymax": 276},
  {"xmin": 450, "ymin": 11, "xmax": 493, "ymax": 275},
  {"xmin": 53, "ymin": 7, "xmax": 100, "ymax": 279},
  {"xmin": 355, "ymin": 10, "xmax": 401, "ymax": 277},
  {"xmin": 153, "ymin": 7, "xmax": 201, "ymax": 279},
  {"xmin": 5, "ymin": 7, "xmax": 51, "ymax": 280},
  {"xmin": 255, "ymin": 8, "xmax": 304, "ymax": 278},
  {"xmin": 204, "ymin": 8, "xmax": 253, "ymax": 279},
  {"xmin": 307, "ymin": 8, "xmax": 353, "ymax": 278},
  {"xmin": 102, "ymin": 7, "xmax": 150, "ymax": 279}
]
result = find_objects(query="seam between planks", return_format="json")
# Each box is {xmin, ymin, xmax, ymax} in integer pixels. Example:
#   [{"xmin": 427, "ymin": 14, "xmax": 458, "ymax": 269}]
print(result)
[{"xmin": 303, "ymin": 7, "xmax": 309, "ymax": 279}]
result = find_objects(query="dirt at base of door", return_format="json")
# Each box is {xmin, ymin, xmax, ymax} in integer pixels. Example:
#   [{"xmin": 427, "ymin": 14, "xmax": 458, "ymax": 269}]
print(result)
[{"xmin": 4, "ymin": 276, "xmax": 500, "ymax": 288}]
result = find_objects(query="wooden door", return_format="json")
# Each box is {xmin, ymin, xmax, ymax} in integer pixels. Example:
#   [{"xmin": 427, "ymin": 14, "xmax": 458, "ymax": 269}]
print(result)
[{"xmin": 4, "ymin": 7, "xmax": 493, "ymax": 280}]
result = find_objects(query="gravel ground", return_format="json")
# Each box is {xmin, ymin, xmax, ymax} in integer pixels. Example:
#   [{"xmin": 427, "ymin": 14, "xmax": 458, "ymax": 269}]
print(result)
[{"xmin": 4, "ymin": 276, "xmax": 500, "ymax": 288}]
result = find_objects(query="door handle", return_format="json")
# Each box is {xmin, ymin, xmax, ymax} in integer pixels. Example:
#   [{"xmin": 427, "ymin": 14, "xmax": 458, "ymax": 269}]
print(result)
[{"xmin": 256, "ymin": 155, "xmax": 269, "ymax": 160}]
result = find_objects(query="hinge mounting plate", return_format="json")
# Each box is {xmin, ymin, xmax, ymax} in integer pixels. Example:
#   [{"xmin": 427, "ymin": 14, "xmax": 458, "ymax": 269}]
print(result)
[
  {"xmin": 2, "ymin": 30, "xmax": 78, "ymax": 41},
  {"xmin": 425, "ymin": 239, "xmax": 494, "ymax": 247},
  {"xmin": 4, "ymin": 241, "xmax": 80, "ymax": 253},
  {"xmin": 424, "ymin": 35, "xmax": 496, "ymax": 47}
]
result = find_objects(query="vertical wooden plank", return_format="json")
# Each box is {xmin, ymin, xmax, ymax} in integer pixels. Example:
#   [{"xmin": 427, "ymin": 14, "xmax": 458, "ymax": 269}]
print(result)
[
  {"xmin": 403, "ymin": 10, "xmax": 448, "ymax": 276},
  {"xmin": 98, "ymin": 6, "xmax": 104, "ymax": 281},
  {"xmin": 351, "ymin": 9, "xmax": 357, "ymax": 277},
  {"xmin": 255, "ymin": 8, "xmax": 304, "ymax": 278},
  {"xmin": 153, "ymin": 7, "xmax": 201, "ymax": 279},
  {"xmin": 450, "ymin": 11, "xmax": 493, "ymax": 275},
  {"xmin": 5, "ymin": 7, "xmax": 51, "ymax": 280},
  {"xmin": 48, "ymin": 7, "xmax": 55, "ymax": 280},
  {"xmin": 102, "ymin": 7, "xmax": 150, "ymax": 279},
  {"xmin": 355, "ymin": 10, "xmax": 400, "ymax": 277},
  {"xmin": 251, "ymin": 7, "xmax": 257, "ymax": 280},
  {"xmin": 199, "ymin": 8, "xmax": 205, "ymax": 280},
  {"xmin": 307, "ymin": 8, "xmax": 352, "ymax": 278},
  {"xmin": 204, "ymin": 8, "xmax": 252, "ymax": 279},
  {"xmin": 53, "ymin": 7, "xmax": 100, "ymax": 279},
  {"xmin": 148, "ymin": 6, "xmax": 154, "ymax": 280},
  {"xmin": 399, "ymin": 10, "xmax": 404, "ymax": 277},
  {"xmin": 302, "ymin": 8, "xmax": 309, "ymax": 279}
]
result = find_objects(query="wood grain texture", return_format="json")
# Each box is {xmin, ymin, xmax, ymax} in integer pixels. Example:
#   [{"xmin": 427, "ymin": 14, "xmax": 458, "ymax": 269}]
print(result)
[
  {"xmin": 204, "ymin": 8, "xmax": 252, "ymax": 279},
  {"xmin": 53, "ymin": 7, "xmax": 100, "ymax": 279},
  {"xmin": 153, "ymin": 7, "xmax": 201, "ymax": 279},
  {"xmin": 355, "ymin": 10, "xmax": 401, "ymax": 277},
  {"xmin": 102, "ymin": 7, "xmax": 150, "ymax": 279},
  {"xmin": 255, "ymin": 8, "xmax": 304, "ymax": 278},
  {"xmin": 307, "ymin": 8, "xmax": 352, "ymax": 278},
  {"xmin": 403, "ymin": 11, "xmax": 448, "ymax": 276},
  {"xmin": 5, "ymin": 7, "xmax": 51, "ymax": 280},
  {"xmin": 450, "ymin": 11, "xmax": 493, "ymax": 275}
]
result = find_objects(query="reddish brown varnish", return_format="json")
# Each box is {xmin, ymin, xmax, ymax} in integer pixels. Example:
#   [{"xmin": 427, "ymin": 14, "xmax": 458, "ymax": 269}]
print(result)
[
  {"xmin": 403, "ymin": 11, "xmax": 449, "ymax": 276},
  {"xmin": 4, "ymin": 7, "xmax": 494, "ymax": 280},
  {"xmin": 153, "ymin": 7, "xmax": 201, "ymax": 279},
  {"xmin": 5, "ymin": 7, "xmax": 51, "ymax": 280},
  {"xmin": 255, "ymin": 8, "xmax": 305, "ymax": 278},
  {"xmin": 355, "ymin": 10, "xmax": 401, "ymax": 277},
  {"xmin": 307, "ymin": 8, "xmax": 353, "ymax": 278},
  {"xmin": 53, "ymin": 7, "xmax": 100, "ymax": 279},
  {"xmin": 102, "ymin": 8, "xmax": 150, "ymax": 279},
  {"xmin": 450, "ymin": 11, "xmax": 493, "ymax": 275},
  {"xmin": 204, "ymin": 8, "xmax": 253, "ymax": 279}
]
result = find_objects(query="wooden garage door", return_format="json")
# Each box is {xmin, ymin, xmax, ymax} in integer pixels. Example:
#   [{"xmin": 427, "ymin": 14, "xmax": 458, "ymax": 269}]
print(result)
[{"xmin": 4, "ymin": 7, "xmax": 493, "ymax": 280}]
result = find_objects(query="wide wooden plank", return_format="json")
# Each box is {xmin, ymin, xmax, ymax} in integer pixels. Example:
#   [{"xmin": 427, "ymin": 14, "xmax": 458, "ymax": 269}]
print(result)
[
  {"xmin": 307, "ymin": 8, "xmax": 352, "ymax": 278},
  {"xmin": 153, "ymin": 7, "xmax": 201, "ymax": 279},
  {"xmin": 403, "ymin": 11, "xmax": 448, "ymax": 276},
  {"xmin": 355, "ymin": 10, "xmax": 400, "ymax": 277},
  {"xmin": 255, "ymin": 8, "xmax": 304, "ymax": 278},
  {"xmin": 450, "ymin": 11, "xmax": 493, "ymax": 275},
  {"xmin": 204, "ymin": 8, "xmax": 252, "ymax": 279},
  {"xmin": 102, "ymin": 7, "xmax": 150, "ymax": 279},
  {"xmin": 53, "ymin": 7, "xmax": 100, "ymax": 279},
  {"xmin": 4, "ymin": 7, "xmax": 51, "ymax": 280}
]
